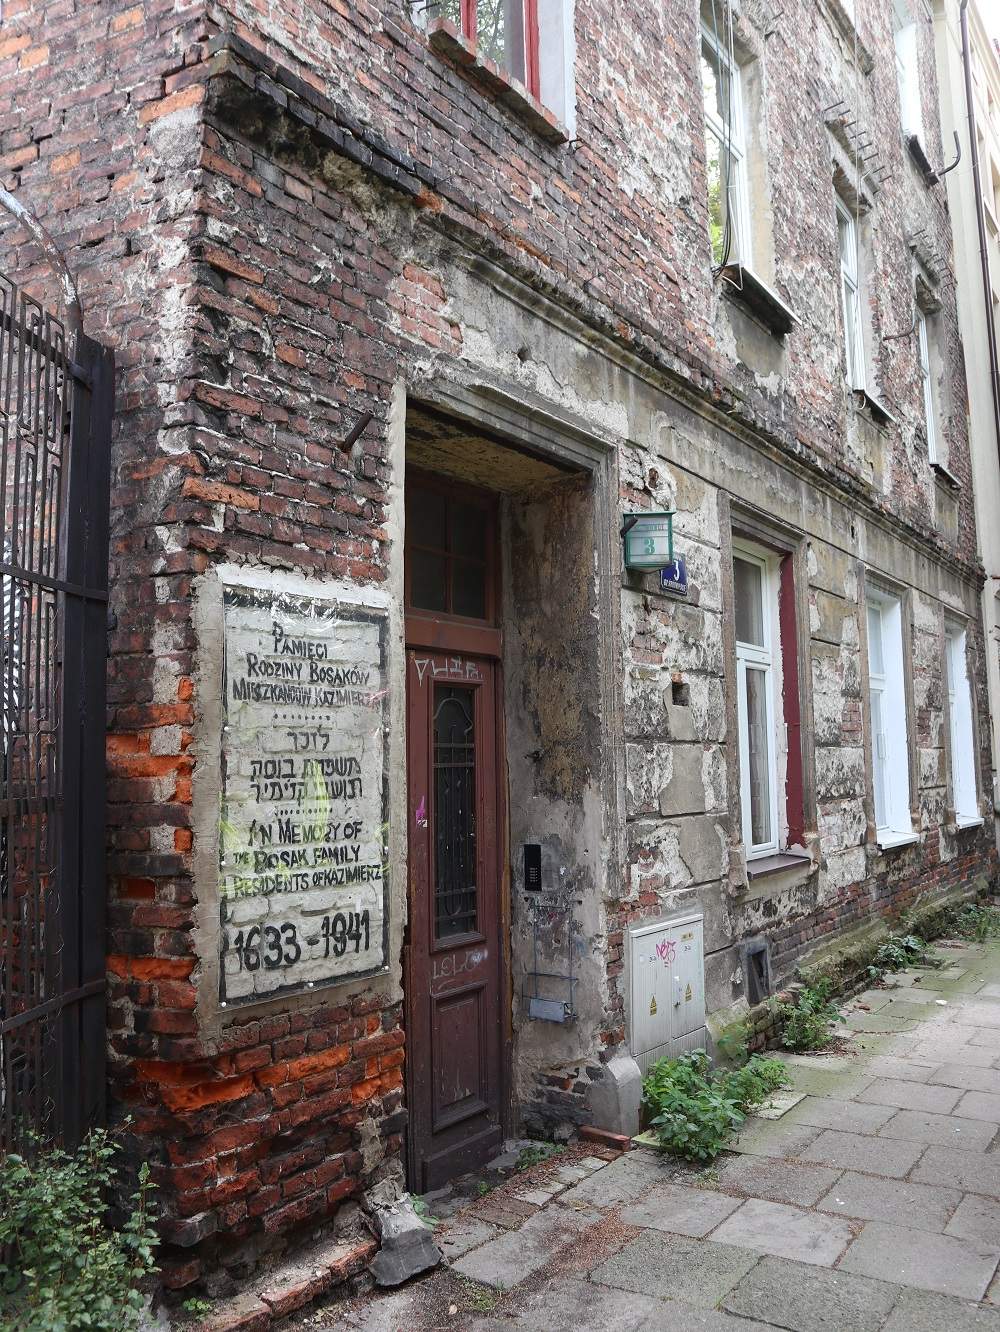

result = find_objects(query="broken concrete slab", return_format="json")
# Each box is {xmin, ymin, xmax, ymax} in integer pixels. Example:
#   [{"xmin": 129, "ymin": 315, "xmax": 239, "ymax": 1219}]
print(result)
[
  {"xmin": 451, "ymin": 1200, "xmax": 600, "ymax": 1289},
  {"xmin": 727, "ymin": 1119, "xmax": 823, "ymax": 1159},
  {"xmin": 840, "ymin": 1219, "xmax": 1000, "ymax": 1300},
  {"xmin": 710, "ymin": 1197, "xmax": 853, "ymax": 1266},
  {"xmin": 784, "ymin": 1094, "xmax": 895, "ymax": 1134},
  {"xmin": 436, "ymin": 1216, "xmax": 500, "ymax": 1262},
  {"xmin": 710, "ymin": 1154, "xmax": 841, "ymax": 1207},
  {"xmin": 369, "ymin": 1199, "xmax": 442, "ymax": 1287},
  {"xmin": 878, "ymin": 1108, "xmax": 998, "ymax": 1152},
  {"xmin": 589, "ymin": 1229, "xmax": 758, "ymax": 1307},
  {"xmin": 857, "ymin": 1077, "xmax": 962, "ymax": 1115},
  {"xmin": 553, "ymin": 1148, "xmax": 676, "ymax": 1209},
  {"xmin": 721, "ymin": 1254, "xmax": 900, "ymax": 1332},
  {"xmin": 816, "ymin": 1170, "xmax": 960, "ymax": 1232},
  {"xmin": 618, "ymin": 1182, "xmax": 742, "ymax": 1236},
  {"xmin": 754, "ymin": 1090, "xmax": 806, "ymax": 1119}
]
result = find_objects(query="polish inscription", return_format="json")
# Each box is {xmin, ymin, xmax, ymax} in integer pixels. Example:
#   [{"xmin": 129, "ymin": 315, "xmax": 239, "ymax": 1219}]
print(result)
[{"xmin": 219, "ymin": 584, "xmax": 388, "ymax": 1003}]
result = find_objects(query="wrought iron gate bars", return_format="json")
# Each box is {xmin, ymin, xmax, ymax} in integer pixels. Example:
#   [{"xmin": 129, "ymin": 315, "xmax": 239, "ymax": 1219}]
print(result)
[{"xmin": 0, "ymin": 269, "xmax": 112, "ymax": 1155}]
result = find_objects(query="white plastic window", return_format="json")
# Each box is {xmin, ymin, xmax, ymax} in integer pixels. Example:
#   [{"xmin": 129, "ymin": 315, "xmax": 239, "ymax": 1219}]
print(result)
[
  {"xmin": 701, "ymin": 21, "xmax": 751, "ymax": 267},
  {"xmin": 866, "ymin": 593, "xmax": 912, "ymax": 845},
  {"xmin": 837, "ymin": 201, "xmax": 866, "ymax": 391},
  {"xmin": 894, "ymin": 18, "xmax": 923, "ymax": 141},
  {"xmin": 946, "ymin": 623, "xmax": 980, "ymax": 825},
  {"xmin": 734, "ymin": 548, "xmax": 780, "ymax": 857}
]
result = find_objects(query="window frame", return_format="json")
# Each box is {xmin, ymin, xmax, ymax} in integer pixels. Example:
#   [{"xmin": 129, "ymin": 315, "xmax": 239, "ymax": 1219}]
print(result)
[
  {"xmin": 916, "ymin": 310, "xmax": 939, "ymax": 464},
  {"xmin": 701, "ymin": 20, "xmax": 752, "ymax": 268},
  {"xmin": 446, "ymin": 0, "xmax": 540, "ymax": 97},
  {"xmin": 945, "ymin": 622, "xmax": 982, "ymax": 827},
  {"xmin": 733, "ymin": 544, "xmax": 781, "ymax": 859},
  {"xmin": 894, "ymin": 18, "xmax": 923, "ymax": 142},
  {"xmin": 865, "ymin": 589, "xmax": 914, "ymax": 847},
  {"xmin": 837, "ymin": 199, "xmax": 866, "ymax": 391}
]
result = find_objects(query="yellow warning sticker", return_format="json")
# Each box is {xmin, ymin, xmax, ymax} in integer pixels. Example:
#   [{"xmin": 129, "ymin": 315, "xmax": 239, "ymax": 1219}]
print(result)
[
  {"xmin": 649, "ymin": 996, "xmax": 658, "ymax": 1015},
  {"xmin": 685, "ymin": 983, "xmax": 693, "ymax": 1001}
]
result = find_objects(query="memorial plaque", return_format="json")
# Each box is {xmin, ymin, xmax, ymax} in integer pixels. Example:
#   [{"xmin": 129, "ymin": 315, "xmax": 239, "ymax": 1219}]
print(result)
[{"xmin": 218, "ymin": 584, "xmax": 388, "ymax": 1003}]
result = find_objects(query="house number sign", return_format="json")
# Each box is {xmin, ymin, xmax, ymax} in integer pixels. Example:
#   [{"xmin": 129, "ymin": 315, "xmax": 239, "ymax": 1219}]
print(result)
[{"xmin": 218, "ymin": 583, "xmax": 388, "ymax": 1003}]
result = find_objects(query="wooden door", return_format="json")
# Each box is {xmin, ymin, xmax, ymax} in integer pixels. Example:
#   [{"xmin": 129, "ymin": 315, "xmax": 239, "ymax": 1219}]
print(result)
[
  {"xmin": 406, "ymin": 653, "xmax": 504, "ymax": 1188},
  {"xmin": 403, "ymin": 473, "xmax": 507, "ymax": 1191}
]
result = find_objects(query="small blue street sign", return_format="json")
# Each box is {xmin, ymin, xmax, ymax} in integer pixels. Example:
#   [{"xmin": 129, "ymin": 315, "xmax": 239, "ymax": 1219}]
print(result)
[{"xmin": 659, "ymin": 556, "xmax": 688, "ymax": 596}]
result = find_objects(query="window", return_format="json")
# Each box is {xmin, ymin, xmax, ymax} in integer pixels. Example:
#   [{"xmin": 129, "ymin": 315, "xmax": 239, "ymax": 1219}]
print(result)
[
  {"xmin": 837, "ymin": 200, "xmax": 866, "ymax": 390},
  {"xmin": 434, "ymin": 0, "xmax": 539, "ymax": 94},
  {"xmin": 894, "ymin": 15, "xmax": 922, "ymax": 141},
  {"xmin": 405, "ymin": 480, "xmax": 496, "ymax": 623},
  {"xmin": 701, "ymin": 18, "xmax": 751, "ymax": 266},
  {"xmin": 866, "ymin": 592, "xmax": 913, "ymax": 846},
  {"xmin": 946, "ymin": 623, "xmax": 980, "ymax": 826},
  {"xmin": 734, "ymin": 548, "xmax": 780, "ymax": 856},
  {"xmin": 917, "ymin": 311, "xmax": 940, "ymax": 463}
]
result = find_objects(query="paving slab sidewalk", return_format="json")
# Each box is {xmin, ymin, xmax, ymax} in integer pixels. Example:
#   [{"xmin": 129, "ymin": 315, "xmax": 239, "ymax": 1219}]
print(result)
[{"xmin": 307, "ymin": 939, "xmax": 1000, "ymax": 1331}]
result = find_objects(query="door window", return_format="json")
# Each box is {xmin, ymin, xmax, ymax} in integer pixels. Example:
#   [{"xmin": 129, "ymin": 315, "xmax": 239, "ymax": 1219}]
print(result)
[{"xmin": 433, "ymin": 685, "xmax": 478, "ymax": 939}]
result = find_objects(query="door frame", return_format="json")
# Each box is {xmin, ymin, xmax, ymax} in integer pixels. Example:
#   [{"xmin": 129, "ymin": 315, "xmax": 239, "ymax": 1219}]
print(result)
[{"xmin": 402, "ymin": 474, "xmax": 513, "ymax": 1190}]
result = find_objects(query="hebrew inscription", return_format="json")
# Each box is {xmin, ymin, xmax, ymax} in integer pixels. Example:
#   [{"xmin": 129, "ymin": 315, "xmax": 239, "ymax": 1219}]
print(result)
[{"xmin": 219, "ymin": 584, "xmax": 388, "ymax": 1003}]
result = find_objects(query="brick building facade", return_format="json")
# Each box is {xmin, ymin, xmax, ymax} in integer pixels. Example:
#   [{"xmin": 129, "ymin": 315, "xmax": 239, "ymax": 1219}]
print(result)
[{"xmin": 3, "ymin": 0, "xmax": 998, "ymax": 1296}]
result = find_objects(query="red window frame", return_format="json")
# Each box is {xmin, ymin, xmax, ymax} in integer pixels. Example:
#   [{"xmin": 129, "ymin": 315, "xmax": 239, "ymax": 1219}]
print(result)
[{"xmin": 456, "ymin": 0, "xmax": 540, "ymax": 99}]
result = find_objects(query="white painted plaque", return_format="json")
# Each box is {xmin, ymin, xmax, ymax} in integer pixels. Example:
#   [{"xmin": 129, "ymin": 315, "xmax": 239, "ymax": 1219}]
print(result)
[{"xmin": 218, "ymin": 584, "xmax": 388, "ymax": 1003}]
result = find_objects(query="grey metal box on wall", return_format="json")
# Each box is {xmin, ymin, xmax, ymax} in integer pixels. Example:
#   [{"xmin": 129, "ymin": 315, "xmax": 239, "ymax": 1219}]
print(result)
[{"xmin": 629, "ymin": 913, "xmax": 706, "ymax": 1075}]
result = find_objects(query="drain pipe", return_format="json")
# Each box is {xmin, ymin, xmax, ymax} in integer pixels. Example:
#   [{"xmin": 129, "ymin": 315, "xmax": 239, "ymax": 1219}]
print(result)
[{"xmin": 960, "ymin": 0, "xmax": 1000, "ymax": 474}]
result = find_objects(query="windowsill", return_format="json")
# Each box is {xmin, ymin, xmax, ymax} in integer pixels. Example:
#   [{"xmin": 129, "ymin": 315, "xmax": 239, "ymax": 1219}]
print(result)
[
  {"xmin": 955, "ymin": 815, "xmax": 985, "ymax": 831},
  {"xmin": 905, "ymin": 133, "xmax": 938, "ymax": 185},
  {"xmin": 852, "ymin": 387, "xmax": 896, "ymax": 427},
  {"xmin": 875, "ymin": 829, "xmax": 920, "ymax": 851},
  {"xmin": 820, "ymin": 0, "xmax": 874, "ymax": 74},
  {"xmin": 746, "ymin": 848, "xmax": 814, "ymax": 880},
  {"xmin": 932, "ymin": 459, "xmax": 961, "ymax": 490},
  {"xmin": 427, "ymin": 19, "xmax": 570, "ymax": 144},
  {"xmin": 720, "ymin": 264, "xmax": 799, "ymax": 337}
]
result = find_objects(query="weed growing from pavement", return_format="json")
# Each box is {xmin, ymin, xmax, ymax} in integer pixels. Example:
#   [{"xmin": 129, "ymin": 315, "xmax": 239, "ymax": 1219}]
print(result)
[
  {"xmin": 454, "ymin": 1276, "xmax": 502, "ymax": 1310},
  {"xmin": 514, "ymin": 1143, "xmax": 564, "ymax": 1172},
  {"xmin": 775, "ymin": 979, "xmax": 847, "ymax": 1051},
  {"xmin": 642, "ymin": 1049, "xmax": 790, "ymax": 1162}
]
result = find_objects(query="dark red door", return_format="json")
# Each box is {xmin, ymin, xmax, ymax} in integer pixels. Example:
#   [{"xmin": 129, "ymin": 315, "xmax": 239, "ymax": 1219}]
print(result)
[{"xmin": 405, "ymin": 652, "xmax": 505, "ymax": 1189}]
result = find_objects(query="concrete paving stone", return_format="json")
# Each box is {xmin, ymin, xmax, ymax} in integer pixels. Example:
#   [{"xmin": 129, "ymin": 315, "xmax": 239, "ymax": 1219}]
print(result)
[
  {"xmin": 513, "ymin": 1188, "xmax": 556, "ymax": 1206},
  {"xmin": 961, "ymin": 1009, "xmax": 1000, "ymax": 1031},
  {"xmin": 931, "ymin": 1064, "xmax": 1000, "ymax": 1093},
  {"xmin": 320, "ymin": 1288, "xmax": 426, "ymax": 1332},
  {"xmin": 840, "ymin": 1220, "xmax": 1000, "ymax": 1300},
  {"xmin": 841, "ymin": 1012, "xmax": 919, "ymax": 1034},
  {"xmin": 451, "ymin": 1201, "xmax": 601, "ymax": 1289},
  {"xmin": 889, "ymin": 987, "xmax": 946, "ymax": 1002},
  {"xmin": 978, "ymin": 984, "xmax": 1000, "ymax": 999},
  {"xmin": 437, "ymin": 1216, "xmax": 501, "ymax": 1261},
  {"xmin": 754, "ymin": 1090, "xmax": 806, "ymax": 1119},
  {"xmin": 589, "ymin": 1229, "xmax": 758, "ymax": 1307},
  {"xmin": 574, "ymin": 1156, "xmax": 609, "ymax": 1171},
  {"xmin": 710, "ymin": 1197, "xmax": 854, "ymax": 1266},
  {"xmin": 727, "ymin": 1119, "xmax": 823, "ymax": 1159},
  {"xmin": 879, "ymin": 1108, "xmax": 999, "ymax": 1152},
  {"xmin": 618, "ymin": 1182, "xmax": 743, "ymax": 1236},
  {"xmin": 958, "ymin": 1092, "xmax": 1000, "ymax": 1123},
  {"xmin": 776, "ymin": 1052, "xmax": 855, "ymax": 1070},
  {"xmin": 858, "ymin": 1077, "xmax": 962, "ymax": 1113},
  {"xmin": 784, "ymin": 1095, "xmax": 895, "ymax": 1133},
  {"xmin": 776, "ymin": 1067, "xmax": 874, "ymax": 1100},
  {"xmin": 970, "ymin": 1026, "xmax": 1000, "ymax": 1045},
  {"xmin": 856, "ymin": 1056, "xmax": 934, "ymax": 1082},
  {"xmin": 880, "ymin": 999, "xmax": 949, "ymax": 1021},
  {"xmin": 947, "ymin": 1195, "xmax": 1000, "ymax": 1248},
  {"xmin": 912, "ymin": 1042, "xmax": 1000, "ymax": 1068},
  {"xmin": 721, "ymin": 1254, "xmax": 900, "ymax": 1332},
  {"xmin": 850, "ymin": 990, "xmax": 894, "ymax": 1011},
  {"xmin": 710, "ymin": 1153, "xmax": 842, "ymax": 1206},
  {"xmin": 800, "ymin": 1128, "xmax": 925, "ymax": 1177},
  {"xmin": 553, "ymin": 1148, "xmax": 679, "ymax": 1209},
  {"xmin": 816, "ymin": 1170, "xmax": 960, "ymax": 1231},
  {"xmin": 913, "ymin": 1146, "xmax": 1000, "ymax": 1197},
  {"xmin": 487, "ymin": 1276, "xmax": 665, "ymax": 1332},
  {"xmin": 880, "ymin": 1287, "xmax": 1000, "ymax": 1332}
]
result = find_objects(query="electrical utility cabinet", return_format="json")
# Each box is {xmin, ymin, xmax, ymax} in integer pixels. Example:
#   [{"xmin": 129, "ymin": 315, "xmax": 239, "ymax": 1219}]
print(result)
[{"xmin": 629, "ymin": 912, "xmax": 706, "ymax": 1075}]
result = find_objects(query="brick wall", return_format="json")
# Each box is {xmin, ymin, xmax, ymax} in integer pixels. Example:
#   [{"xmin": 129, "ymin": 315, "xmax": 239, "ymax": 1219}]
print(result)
[{"xmin": 2, "ymin": 0, "xmax": 998, "ymax": 1292}]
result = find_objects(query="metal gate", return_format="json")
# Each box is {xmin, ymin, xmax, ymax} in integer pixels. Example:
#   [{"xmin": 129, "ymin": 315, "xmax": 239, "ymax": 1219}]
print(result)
[{"xmin": 0, "ymin": 272, "xmax": 112, "ymax": 1153}]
